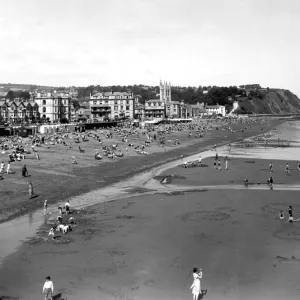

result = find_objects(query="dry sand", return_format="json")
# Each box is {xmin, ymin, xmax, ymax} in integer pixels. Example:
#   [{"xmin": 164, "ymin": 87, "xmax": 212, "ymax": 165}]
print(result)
[{"xmin": 2, "ymin": 119, "xmax": 300, "ymax": 300}]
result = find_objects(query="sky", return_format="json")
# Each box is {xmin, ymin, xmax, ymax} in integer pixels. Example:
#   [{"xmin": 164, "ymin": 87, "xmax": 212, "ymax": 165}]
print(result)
[{"xmin": 0, "ymin": 0, "xmax": 300, "ymax": 95}]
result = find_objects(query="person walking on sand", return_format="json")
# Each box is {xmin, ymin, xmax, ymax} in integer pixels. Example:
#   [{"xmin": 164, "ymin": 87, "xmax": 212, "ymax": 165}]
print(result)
[
  {"xmin": 225, "ymin": 157, "xmax": 228, "ymax": 170},
  {"xmin": 297, "ymin": 162, "xmax": 300, "ymax": 172},
  {"xmin": 42, "ymin": 276, "xmax": 54, "ymax": 300},
  {"xmin": 269, "ymin": 162, "xmax": 273, "ymax": 173}
]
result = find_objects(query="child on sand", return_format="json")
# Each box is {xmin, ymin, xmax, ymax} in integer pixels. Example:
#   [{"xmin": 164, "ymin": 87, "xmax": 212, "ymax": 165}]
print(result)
[
  {"xmin": 190, "ymin": 268, "xmax": 202, "ymax": 300},
  {"xmin": 42, "ymin": 276, "xmax": 54, "ymax": 300},
  {"xmin": 279, "ymin": 211, "xmax": 284, "ymax": 220}
]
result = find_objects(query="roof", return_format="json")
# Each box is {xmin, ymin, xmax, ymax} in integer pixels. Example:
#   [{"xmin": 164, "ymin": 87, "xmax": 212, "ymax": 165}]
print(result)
[
  {"xmin": 206, "ymin": 105, "xmax": 225, "ymax": 109},
  {"xmin": 146, "ymin": 99, "xmax": 163, "ymax": 102}
]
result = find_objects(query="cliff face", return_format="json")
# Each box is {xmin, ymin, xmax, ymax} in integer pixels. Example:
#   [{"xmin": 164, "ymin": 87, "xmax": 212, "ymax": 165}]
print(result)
[{"xmin": 237, "ymin": 90, "xmax": 300, "ymax": 114}]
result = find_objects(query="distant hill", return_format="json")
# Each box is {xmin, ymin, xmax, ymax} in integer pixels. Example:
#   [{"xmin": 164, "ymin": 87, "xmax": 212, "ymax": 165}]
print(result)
[
  {"xmin": 236, "ymin": 89, "xmax": 300, "ymax": 115},
  {"xmin": 0, "ymin": 83, "xmax": 57, "ymax": 92}
]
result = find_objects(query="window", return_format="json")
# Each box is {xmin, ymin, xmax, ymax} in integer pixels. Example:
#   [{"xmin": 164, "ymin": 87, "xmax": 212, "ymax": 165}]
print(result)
[
  {"xmin": 114, "ymin": 106, "xmax": 118, "ymax": 110},
  {"xmin": 43, "ymin": 100, "xmax": 46, "ymax": 105},
  {"xmin": 43, "ymin": 107, "xmax": 46, "ymax": 113},
  {"xmin": 105, "ymin": 100, "xmax": 108, "ymax": 104},
  {"xmin": 126, "ymin": 100, "xmax": 129, "ymax": 105},
  {"xmin": 120, "ymin": 106, "xmax": 124, "ymax": 110},
  {"xmin": 94, "ymin": 101, "xmax": 96, "ymax": 105},
  {"xmin": 126, "ymin": 106, "xmax": 130, "ymax": 111},
  {"xmin": 115, "ymin": 101, "xmax": 118, "ymax": 105}
]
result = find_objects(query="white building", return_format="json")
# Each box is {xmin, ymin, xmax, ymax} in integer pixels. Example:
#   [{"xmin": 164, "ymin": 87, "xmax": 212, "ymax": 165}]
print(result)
[
  {"xmin": 34, "ymin": 91, "xmax": 71, "ymax": 122},
  {"xmin": 206, "ymin": 104, "xmax": 226, "ymax": 117},
  {"xmin": 89, "ymin": 91, "xmax": 134, "ymax": 120}
]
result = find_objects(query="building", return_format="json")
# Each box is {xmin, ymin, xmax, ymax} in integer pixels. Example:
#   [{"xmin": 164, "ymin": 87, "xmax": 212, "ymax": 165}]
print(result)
[
  {"xmin": 144, "ymin": 80, "xmax": 173, "ymax": 119},
  {"xmin": 134, "ymin": 103, "xmax": 145, "ymax": 119},
  {"xmin": 159, "ymin": 80, "xmax": 172, "ymax": 117},
  {"xmin": 34, "ymin": 91, "xmax": 71, "ymax": 122},
  {"xmin": 206, "ymin": 104, "xmax": 226, "ymax": 116},
  {"xmin": 144, "ymin": 99, "xmax": 165, "ymax": 119},
  {"xmin": 89, "ymin": 91, "xmax": 134, "ymax": 120},
  {"xmin": 70, "ymin": 103, "xmax": 79, "ymax": 122},
  {"xmin": 189, "ymin": 102, "xmax": 207, "ymax": 118},
  {"xmin": 0, "ymin": 99, "xmax": 40, "ymax": 124}
]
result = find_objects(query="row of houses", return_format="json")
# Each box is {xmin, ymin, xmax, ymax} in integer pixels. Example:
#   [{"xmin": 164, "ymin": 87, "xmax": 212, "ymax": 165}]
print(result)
[
  {"xmin": 0, "ymin": 82, "xmax": 226, "ymax": 124},
  {"xmin": 0, "ymin": 100, "xmax": 40, "ymax": 123}
]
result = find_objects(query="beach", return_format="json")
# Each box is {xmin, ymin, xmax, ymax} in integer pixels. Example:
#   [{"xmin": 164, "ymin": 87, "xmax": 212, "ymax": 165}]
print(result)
[{"xmin": 2, "ymin": 118, "xmax": 300, "ymax": 300}]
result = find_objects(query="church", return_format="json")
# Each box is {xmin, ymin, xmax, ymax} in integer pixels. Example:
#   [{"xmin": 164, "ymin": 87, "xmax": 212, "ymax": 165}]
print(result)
[{"xmin": 144, "ymin": 80, "xmax": 181, "ymax": 119}]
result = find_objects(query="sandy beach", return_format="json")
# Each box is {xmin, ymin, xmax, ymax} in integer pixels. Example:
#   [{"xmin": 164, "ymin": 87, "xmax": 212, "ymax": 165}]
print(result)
[
  {"xmin": 0, "ymin": 118, "xmax": 278, "ymax": 224},
  {"xmin": 2, "ymin": 119, "xmax": 300, "ymax": 300}
]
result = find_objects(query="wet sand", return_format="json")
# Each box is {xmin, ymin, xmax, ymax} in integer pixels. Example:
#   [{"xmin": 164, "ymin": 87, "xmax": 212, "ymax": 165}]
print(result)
[
  {"xmin": 2, "ymin": 119, "xmax": 300, "ymax": 300},
  {"xmin": 2, "ymin": 190, "xmax": 300, "ymax": 300}
]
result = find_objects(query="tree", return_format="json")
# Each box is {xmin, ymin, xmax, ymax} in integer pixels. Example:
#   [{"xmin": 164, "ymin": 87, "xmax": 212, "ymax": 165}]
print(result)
[
  {"xmin": 20, "ymin": 91, "xmax": 31, "ymax": 100},
  {"xmin": 6, "ymin": 91, "xmax": 15, "ymax": 101}
]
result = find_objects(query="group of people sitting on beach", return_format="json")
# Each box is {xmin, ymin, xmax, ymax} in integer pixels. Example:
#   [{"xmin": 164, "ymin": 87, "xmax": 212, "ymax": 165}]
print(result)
[{"xmin": 45, "ymin": 200, "xmax": 77, "ymax": 240}]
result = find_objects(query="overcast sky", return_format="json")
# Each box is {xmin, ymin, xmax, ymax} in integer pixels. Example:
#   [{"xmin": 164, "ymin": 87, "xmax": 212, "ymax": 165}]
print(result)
[{"xmin": 0, "ymin": 0, "xmax": 299, "ymax": 94}]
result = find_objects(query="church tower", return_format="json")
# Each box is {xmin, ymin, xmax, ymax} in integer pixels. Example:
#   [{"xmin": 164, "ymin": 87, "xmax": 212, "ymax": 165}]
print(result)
[{"xmin": 160, "ymin": 80, "xmax": 172, "ymax": 117}]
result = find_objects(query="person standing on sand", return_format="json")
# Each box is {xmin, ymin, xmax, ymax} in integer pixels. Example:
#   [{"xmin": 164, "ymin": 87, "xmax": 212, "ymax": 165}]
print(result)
[
  {"xmin": 29, "ymin": 182, "xmax": 33, "ymax": 199},
  {"xmin": 198, "ymin": 156, "xmax": 202, "ymax": 166},
  {"xmin": 297, "ymin": 162, "xmax": 300, "ymax": 172},
  {"xmin": 0, "ymin": 161, "xmax": 4, "ymax": 174},
  {"xmin": 22, "ymin": 164, "xmax": 28, "ymax": 177},
  {"xmin": 42, "ymin": 276, "xmax": 54, "ymax": 300},
  {"xmin": 285, "ymin": 163, "xmax": 290, "ymax": 174},
  {"xmin": 269, "ymin": 162, "xmax": 273, "ymax": 173},
  {"xmin": 44, "ymin": 200, "xmax": 48, "ymax": 214},
  {"xmin": 218, "ymin": 159, "xmax": 222, "ymax": 171},
  {"xmin": 6, "ymin": 162, "xmax": 11, "ymax": 174},
  {"xmin": 65, "ymin": 200, "xmax": 70, "ymax": 215},
  {"xmin": 190, "ymin": 268, "xmax": 202, "ymax": 300},
  {"xmin": 225, "ymin": 157, "xmax": 228, "ymax": 170}
]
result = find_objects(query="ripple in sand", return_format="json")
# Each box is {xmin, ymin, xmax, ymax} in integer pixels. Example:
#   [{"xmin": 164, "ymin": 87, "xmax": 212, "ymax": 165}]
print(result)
[
  {"xmin": 181, "ymin": 210, "xmax": 231, "ymax": 222},
  {"xmin": 273, "ymin": 227, "xmax": 300, "ymax": 241}
]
